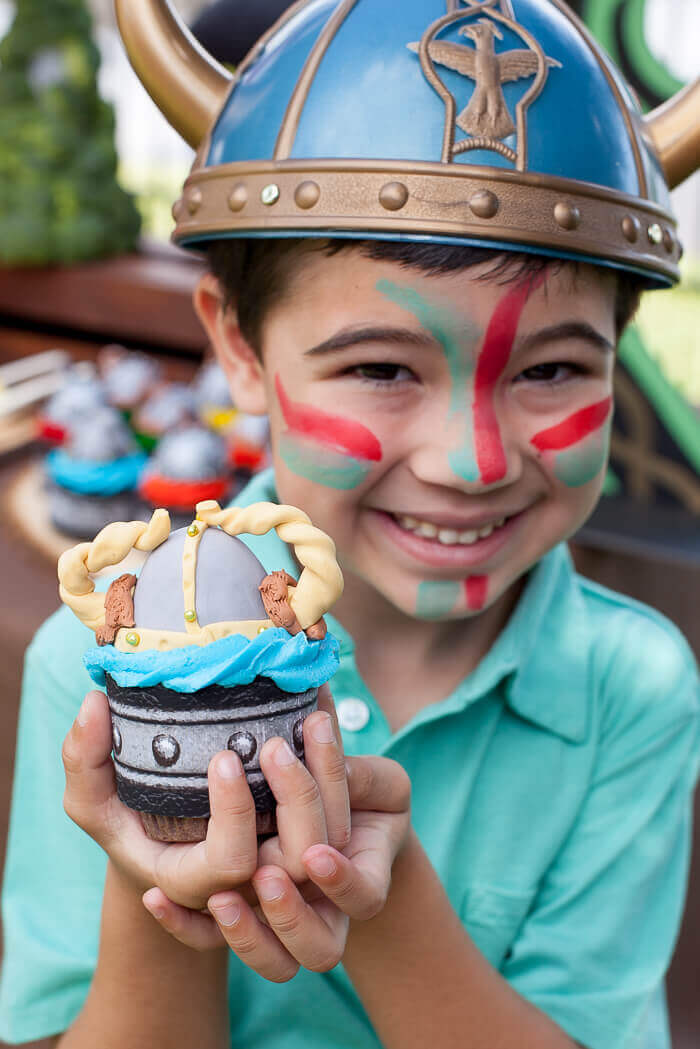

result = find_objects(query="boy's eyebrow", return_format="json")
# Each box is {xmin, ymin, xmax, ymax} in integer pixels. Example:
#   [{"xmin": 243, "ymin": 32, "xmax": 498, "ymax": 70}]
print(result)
[
  {"xmin": 515, "ymin": 321, "xmax": 614, "ymax": 355},
  {"xmin": 303, "ymin": 325, "xmax": 438, "ymax": 357}
]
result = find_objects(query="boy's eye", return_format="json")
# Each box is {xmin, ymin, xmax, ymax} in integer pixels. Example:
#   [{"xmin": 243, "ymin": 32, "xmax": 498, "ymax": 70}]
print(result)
[
  {"xmin": 351, "ymin": 363, "xmax": 413, "ymax": 383},
  {"xmin": 516, "ymin": 362, "xmax": 581, "ymax": 384}
]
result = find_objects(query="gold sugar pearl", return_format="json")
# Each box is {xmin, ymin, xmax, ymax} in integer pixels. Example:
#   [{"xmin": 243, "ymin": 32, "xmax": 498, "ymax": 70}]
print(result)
[
  {"xmin": 258, "ymin": 624, "xmax": 269, "ymax": 634},
  {"xmin": 125, "ymin": 632, "xmax": 140, "ymax": 647},
  {"xmin": 187, "ymin": 523, "xmax": 199, "ymax": 537},
  {"xmin": 184, "ymin": 609, "xmax": 197, "ymax": 623}
]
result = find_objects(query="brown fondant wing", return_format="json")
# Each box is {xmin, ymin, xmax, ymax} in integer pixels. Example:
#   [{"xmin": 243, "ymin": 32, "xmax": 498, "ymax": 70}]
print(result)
[
  {"xmin": 407, "ymin": 40, "xmax": 477, "ymax": 80},
  {"xmin": 498, "ymin": 50, "xmax": 561, "ymax": 83}
]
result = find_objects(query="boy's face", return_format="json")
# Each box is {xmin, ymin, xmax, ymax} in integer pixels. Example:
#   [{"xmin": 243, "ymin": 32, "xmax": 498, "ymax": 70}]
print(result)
[{"xmin": 235, "ymin": 251, "xmax": 616, "ymax": 621}]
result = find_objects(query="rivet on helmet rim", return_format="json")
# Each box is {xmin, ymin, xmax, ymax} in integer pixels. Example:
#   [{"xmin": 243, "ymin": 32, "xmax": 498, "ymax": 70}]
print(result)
[
  {"xmin": 554, "ymin": 202, "xmax": 581, "ymax": 231},
  {"xmin": 469, "ymin": 189, "xmax": 499, "ymax": 219},
  {"xmin": 228, "ymin": 183, "xmax": 248, "ymax": 212},
  {"xmin": 261, "ymin": 184, "xmax": 280, "ymax": 206},
  {"xmin": 621, "ymin": 216, "xmax": 640, "ymax": 243},
  {"xmin": 647, "ymin": 223, "xmax": 663, "ymax": 245},
  {"xmin": 295, "ymin": 180, "xmax": 321, "ymax": 209},
  {"xmin": 378, "ymin": 182, "xmax": 409, "ymax": 211}
]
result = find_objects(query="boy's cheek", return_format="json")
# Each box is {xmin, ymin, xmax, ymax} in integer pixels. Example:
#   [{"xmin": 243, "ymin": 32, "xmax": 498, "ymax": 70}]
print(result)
[
  {"xmin": 529, "ymin": 396, "xmax": 613, "ymax": 489},
  {"xmin": 273, "ymin": 373, "xmax": 384, "ymax": 492}
]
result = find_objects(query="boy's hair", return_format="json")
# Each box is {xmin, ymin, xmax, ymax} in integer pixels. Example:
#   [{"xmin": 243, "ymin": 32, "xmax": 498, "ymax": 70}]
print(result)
[{"xmin": 207, "ymin": 238, "xmax": 645, "ymax": 355}]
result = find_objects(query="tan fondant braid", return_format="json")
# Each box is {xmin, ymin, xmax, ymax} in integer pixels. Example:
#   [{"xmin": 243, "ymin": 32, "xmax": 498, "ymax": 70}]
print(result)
[
  {"xmin": 196, "ymin": 501, "xmax": 343, "ymax": 630},
  {"xmin": 58, "ymin": 510, "xmax": 171, "ymax": 632}
]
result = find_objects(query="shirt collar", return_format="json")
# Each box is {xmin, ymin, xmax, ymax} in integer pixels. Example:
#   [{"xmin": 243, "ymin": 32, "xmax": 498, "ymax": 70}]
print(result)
[{"xmin": 232, "ymin": 471, "xmax": 590, "ymax": 742}]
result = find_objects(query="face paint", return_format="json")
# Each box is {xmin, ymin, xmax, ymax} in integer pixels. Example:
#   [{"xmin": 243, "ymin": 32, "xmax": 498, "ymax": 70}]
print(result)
[
  {"xmin": 416, "ymin": 580, "xmax": 461, "ymax": 619},
  {"xmin": 275, "ymin": 374, "xmax": 382, "ymax": 489},
  {"xmin": 472, "ymin": 274, "xmax": 545, "ymax": 485},
  {"xmin": 376, "ymin": 279, "xmax": 481, "ymax": 481},
  {"xmin": 531, "ymin": 396, "xmax": 612, "ymax": 488},
  {"xmin": 416, "ymin": 576, "xmax": 488, "ymax": 617},
  {"xmin": 464, "ymin": 575, "xmax": 488, "ymax": 611}
]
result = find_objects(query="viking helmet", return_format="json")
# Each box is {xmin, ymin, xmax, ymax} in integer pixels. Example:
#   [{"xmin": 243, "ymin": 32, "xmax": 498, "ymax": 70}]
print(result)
[{"xmin": 116, "ymin": 0, "xmax": 700, "ymax": 285}]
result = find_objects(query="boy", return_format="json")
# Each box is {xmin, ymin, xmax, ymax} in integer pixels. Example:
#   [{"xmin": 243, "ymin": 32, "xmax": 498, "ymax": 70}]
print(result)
[{"xmin": 1, "ymin": 1, "xmax": 699, "ymax": 1047}]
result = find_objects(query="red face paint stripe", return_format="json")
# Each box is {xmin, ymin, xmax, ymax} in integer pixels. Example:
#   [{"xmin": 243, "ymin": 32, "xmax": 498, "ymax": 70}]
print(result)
[
  {"xmin": 473, "ymin": 273, "xmax": 545, "ymax": 484},
  {"xmin": 275, "ymin": 374, "xmax": 382, "ymax": 461},
  {"xmin": 531, "ymin": 396, "xmax": 613, "ymax": 452},
  {"xmin": 465, "ymin": 575, "xmax": 488, "ymax": 611}
]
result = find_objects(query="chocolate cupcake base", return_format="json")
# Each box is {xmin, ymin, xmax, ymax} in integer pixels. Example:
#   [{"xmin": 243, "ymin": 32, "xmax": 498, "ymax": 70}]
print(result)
[{"xmin": 105, "ymin": 674, "xmax": 318, "ymax": 842}]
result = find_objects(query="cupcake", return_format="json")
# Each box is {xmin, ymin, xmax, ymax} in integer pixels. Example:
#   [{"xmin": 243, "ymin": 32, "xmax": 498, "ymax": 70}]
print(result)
[
  {"xmin": 192, "ymin": 360, "xmax": 237, "ymax": 433},
  {"xmin": 138, "ymin": 423, "xmax": 232, "ymax": 529},
  {"xmin": 36, "ymin": 363, "xmax": 106, "ymax": 445},
  {"xmin": 58, "ymin": 501, "xmax": 343, "ymax": 841},
  {"xmin": 46, "ymin": 406, "xmax": 147, "ymax": 538},
  {"xmin": 99, "ymin": 345, "xmax": 161, "ymax": 417},
  {"xmin": 131, "ymin": 382, "xmax": 198, "ymax": 451},
  {"xmin": 227, "ymin": 413, "xmax": 271, "ymax": 475}
]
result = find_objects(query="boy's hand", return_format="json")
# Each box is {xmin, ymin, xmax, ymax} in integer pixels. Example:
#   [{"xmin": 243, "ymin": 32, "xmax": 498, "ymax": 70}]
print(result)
[
  {"xmin": 141, "ymin": 746, "xmax": 412, "ymax": 982},
  {"xmin": 62, "ymin": 687, "xmax": 350, "ymax": 915}
]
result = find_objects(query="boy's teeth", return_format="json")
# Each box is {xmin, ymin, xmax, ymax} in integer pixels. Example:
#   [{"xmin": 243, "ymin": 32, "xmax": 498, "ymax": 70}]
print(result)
[{"xmin": 396, "ymin": 515, "xmax": 508, "ymax": 545}]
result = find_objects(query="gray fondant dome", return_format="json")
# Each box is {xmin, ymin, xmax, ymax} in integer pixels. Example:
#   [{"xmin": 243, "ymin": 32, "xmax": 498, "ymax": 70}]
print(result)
[
  {"xmin": 68, "ymin": 406, "xmax": 138, "ymax": 461},
  {"xmin": 133, "ymin": 526, "xmax": 268, "ymax": 631},
  {"xmin": 45, "ymin": 368, "xmax": 106, "ymax": 425},
  {"xmin": 148, "ymin": 425, "xmax": 228, "ymax": 479}
]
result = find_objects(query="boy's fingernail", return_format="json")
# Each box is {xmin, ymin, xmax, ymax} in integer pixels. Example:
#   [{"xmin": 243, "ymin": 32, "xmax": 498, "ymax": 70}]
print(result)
[
  {"xmin": 257, "ymin": 877, "xmax": 285, "ymax": 902},
  {"xmin": 217, "ymin": 752, "xmax": 243, "ymax": 779},
  {"xmin": 311, "ymin": 714, "xmax": 335, "ymax": 745},
  {"xmin": 273, "ymin": 740, "xmax": 296, "ymax": 767},
  {"xmin": 77, "ymin": 694, "xmax": 91, "ymax": 726},
  {"xmin": 345, "ymin": 760, "xmax": 352, "ymax": 780},
  {"xmin": 306, "ymin": 852, "xmax": 337, "ymax": 878},
  {"xmin": 142, "ymin": 890, "xmax": 165, "ymax": 920},
  {"xmin": 211, "ymin": 899, "xmax": 241, "ymax": 927}
]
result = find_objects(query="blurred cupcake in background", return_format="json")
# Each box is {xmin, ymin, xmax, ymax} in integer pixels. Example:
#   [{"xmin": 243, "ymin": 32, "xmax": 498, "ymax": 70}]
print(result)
[
  {"xmin": 99, "ymin": 345, "xmax": 161, "ymax": 416},
  {"xmin": 227, "ymin": 413, "xmax": 271, "ymax": 475},
  {"xmin": 36, "ymin": 362, "xmax": 106, "ymax": 445},
  {"xmin": 192, "ymin": 360, "xmax": 236, "ymax": 433},
  {"xmin": 131, "ymin": 382, "xmax": 198, "ymax": 451},
  {"xmin": 139, "ymin": 423, "xmax": 231, "ymax": 529},
  {"xmin": 46, "ymin": 405, "xmax": 148, "ymax": 538}
]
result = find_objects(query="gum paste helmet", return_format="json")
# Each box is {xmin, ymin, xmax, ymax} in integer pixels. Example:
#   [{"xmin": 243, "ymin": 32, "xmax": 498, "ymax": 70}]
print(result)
[{"xmin": 116, "ymin": 0, "xmax": 700, "ymax": 284}]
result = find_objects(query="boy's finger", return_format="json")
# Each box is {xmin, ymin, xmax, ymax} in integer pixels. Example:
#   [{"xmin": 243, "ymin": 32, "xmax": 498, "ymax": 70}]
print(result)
[
  {"xmin": 302, "ymin": 844, "xmax": 390, "ymax": 921},
  {"xmin": 142, "ymin": 888, "xmax": 225, "ymax": 952},
  {"xmin": 208, "ymin": 890, "xmax": 300, "ymax": 983},
  {"xmin": 205, "ymin": 751, "xmax": 259, "ymax": 880},
  {"xmin": 316, "ymin": 684, "xmax": 344, "ymax": 756},
  {"xmin": 345, "ymin": 755, "xmax": 412, "ymax": 813},
  {"xmin": 259, "ymin": 738, "xmax": 327, "ymax": 882},
  {"xmin": 301, "ymin": 711, "xmax": 351, "ymax": 851},
  {"xmin": 62, "ymin": 691, "xmax": 119, "ymax": 830},
  {"xmin": 252, "ymin": 866, "xmax": 348, "ymax": 973},
  {"xmin": 153, "ymin": 753, "xmax": 258, "ymax": 908}
]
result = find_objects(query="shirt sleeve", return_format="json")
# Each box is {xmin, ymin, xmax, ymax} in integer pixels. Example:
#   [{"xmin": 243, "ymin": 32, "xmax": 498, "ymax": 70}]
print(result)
[
  {"xmin": 502, "ymin": 611, "xmax": 700, "ymax": 1049},
  {"xmin": 0, "ymin": 607, "xmax": 107, "ymax": 1045}
]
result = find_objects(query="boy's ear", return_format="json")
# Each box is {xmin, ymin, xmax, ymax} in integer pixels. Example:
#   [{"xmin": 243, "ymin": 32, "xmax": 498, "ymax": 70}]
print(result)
[{"xmin": 192, "ymin": 273, "xmax": 267, "ymax": 415}]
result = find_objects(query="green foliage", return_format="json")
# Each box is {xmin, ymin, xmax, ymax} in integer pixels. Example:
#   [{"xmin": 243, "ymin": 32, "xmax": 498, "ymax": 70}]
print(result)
[{"xmin": 0, "ymin": 0, "xmax": 141, "ymax": 264}]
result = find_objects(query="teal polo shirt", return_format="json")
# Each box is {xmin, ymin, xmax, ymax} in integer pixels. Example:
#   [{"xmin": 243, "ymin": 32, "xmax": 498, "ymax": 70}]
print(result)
[{"xmin": 1, "ymin": 469, "xmax": 698, "ymax": 1049}]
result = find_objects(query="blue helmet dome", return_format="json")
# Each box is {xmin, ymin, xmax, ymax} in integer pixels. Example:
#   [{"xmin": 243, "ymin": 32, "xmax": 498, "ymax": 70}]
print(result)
[{"xmin": 117, "ymin": 0, "xmax": 700, "ymax": 285}]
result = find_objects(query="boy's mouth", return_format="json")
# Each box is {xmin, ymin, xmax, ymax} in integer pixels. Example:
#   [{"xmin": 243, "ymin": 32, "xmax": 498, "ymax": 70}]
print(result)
[
  {"xmin": 392, "ymin": 514, "xmax": 508, "ymax": 546},
  {"xmin": 375, "ymin": 510, "xmax": 523, "ymax": 569}
]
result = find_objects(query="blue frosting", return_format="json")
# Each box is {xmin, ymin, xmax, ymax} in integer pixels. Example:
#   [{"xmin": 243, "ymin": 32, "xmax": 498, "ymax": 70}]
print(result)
[
  {"xmin": 84, "ymin": 627, "xmax": 339, "ymax": 693},
  {"xmin": 47, "ymin": 450, "xmax": 147, "ymax": 495}
]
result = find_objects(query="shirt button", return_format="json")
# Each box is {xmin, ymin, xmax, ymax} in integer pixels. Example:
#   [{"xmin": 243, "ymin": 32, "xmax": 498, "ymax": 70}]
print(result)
[{"xmin": 337, "ymin": 698, "xmax": 370, "ymax": 732}]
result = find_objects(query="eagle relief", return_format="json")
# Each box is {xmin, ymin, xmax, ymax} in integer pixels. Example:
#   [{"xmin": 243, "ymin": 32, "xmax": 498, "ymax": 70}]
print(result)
[{"xmin": 408, "ymin": 0, "xmax": 561, "ymax": 166}]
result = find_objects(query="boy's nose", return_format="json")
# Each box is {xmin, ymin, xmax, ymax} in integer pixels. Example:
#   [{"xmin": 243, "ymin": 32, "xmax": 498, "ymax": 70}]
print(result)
[{"xmin": 408, "ymin": 418, "xmax": 524, "ymax": 492}]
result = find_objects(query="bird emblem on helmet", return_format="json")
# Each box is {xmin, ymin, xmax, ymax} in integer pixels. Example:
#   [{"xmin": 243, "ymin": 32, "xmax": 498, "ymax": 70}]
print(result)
[{"xmin": 115, "ymin": 0, "xmax": 699, "ymax": 285}]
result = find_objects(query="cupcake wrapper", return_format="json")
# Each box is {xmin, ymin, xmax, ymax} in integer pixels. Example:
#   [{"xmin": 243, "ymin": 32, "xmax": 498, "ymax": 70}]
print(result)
[{"xmin": 105, "ymin": 674, "xmax": 318, "ymax": 820}]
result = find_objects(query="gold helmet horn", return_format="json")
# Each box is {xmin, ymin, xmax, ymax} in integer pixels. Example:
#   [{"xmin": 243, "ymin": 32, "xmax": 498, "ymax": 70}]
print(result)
[
  {"xmin": 645, "ymin": 78, "xmax": 700, "ymax": 191},
  {"xmin": 114, "ymin": 0, "xmax": 233, "ymax": 149}
]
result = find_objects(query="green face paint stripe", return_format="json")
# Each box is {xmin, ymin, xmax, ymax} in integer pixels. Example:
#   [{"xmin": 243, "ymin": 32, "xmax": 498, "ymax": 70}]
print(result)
[
  {"xmin": 376, "ymin": 279, "xmax": 482, "ymax": 481},
  {"xmin": 376, "ymin": 279, "xmax": 481, "ymax": 416},
  {"xmin": 278, "ymin": 433, "xmax": 371, "ymax": 490},
  {"xmin": 416, "ymin": 580, "xmax": 461, "ymax": 619},
  {"xmin": 552, "ymin": 425, "xmax": 611, "ymax": 488}
]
